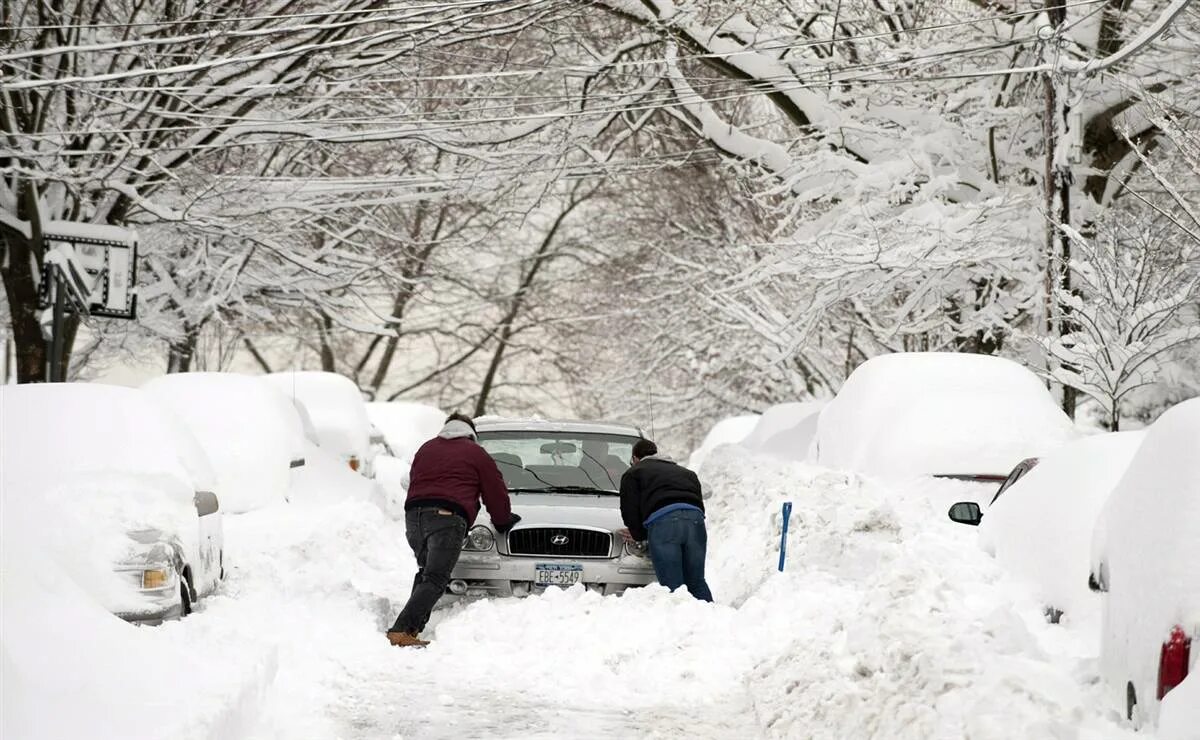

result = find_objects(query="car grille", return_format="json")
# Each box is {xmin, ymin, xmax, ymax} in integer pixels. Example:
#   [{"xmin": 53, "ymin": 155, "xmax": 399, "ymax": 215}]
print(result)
[{"xmin": 508, "ymin": 528, "xmax": 613, "ymax": 558}]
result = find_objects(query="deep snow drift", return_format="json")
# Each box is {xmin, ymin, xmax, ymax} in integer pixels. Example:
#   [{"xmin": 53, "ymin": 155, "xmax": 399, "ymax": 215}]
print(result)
[{"xmin": 4, "ymin": 434, "xmax": 1153, "ymax": 739}]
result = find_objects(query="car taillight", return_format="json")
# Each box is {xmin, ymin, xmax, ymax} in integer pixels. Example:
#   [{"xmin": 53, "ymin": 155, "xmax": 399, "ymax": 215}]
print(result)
[
  {"xmin": 1157, "ymin": 625, "xmax": 1191, "ymax": 700},
  {"xmin": 348, "ymin": 457, "xmax": 360, "ymax": 472}
]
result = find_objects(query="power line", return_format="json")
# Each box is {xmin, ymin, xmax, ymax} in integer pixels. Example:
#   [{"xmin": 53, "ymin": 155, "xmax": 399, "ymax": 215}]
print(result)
[
  {"xmin": 6, "ymin": 58, "xmax": 1033, "ymax": 156},
  {"xmin": 7, "ymin": 0, "xmax": 512, "ymax": 32},
  {"xmin": 2, "ymin": 0, "xmax": 1088, "ymax": 90},
  {"xmin": 8, "ymin": 35, "xmax": 1035, "ymax": 143}
]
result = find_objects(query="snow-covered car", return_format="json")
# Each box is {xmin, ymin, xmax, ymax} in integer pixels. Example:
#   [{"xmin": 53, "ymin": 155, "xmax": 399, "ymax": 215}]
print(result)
[
  {"xmin": 1088, "ymin": 398, "xmax": 1200, "ymax": 727},
  {"xmin": 815, "ymin": 352, "xmax": 1078, "ymax": 487},
  {"xmin": 445, "ymin": 419, "xmax": 656, "ymax": 601},
  {"xmin": 143, "ymin": 372, "xmax": 308, "ymax": 513},
  {"xmin": 264, "ymin": 371, "xmax": 372, "ymax": 475},
  {"xmin": 0, "ymin": 383, "xmax": 224, "ymax": 623},
  {"xmin": 738, "ymin": 401, "xmax": 825, "ymax": 462},
  {"xmin": 947, "ymin": 432, "xmax": 1144, "ymax": 623}
]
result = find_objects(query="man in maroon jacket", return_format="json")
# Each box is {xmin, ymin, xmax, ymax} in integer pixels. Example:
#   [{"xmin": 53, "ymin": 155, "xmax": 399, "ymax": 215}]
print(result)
[{"xmin": 386, "ymin": 413, "xmax": 520, "ymax": 647}]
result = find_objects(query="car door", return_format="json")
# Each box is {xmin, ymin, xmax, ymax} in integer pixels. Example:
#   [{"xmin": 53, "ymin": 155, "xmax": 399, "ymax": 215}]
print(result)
[{"xmin": 194, "ymin": 490, "xmax": 223, "ymax": 595}]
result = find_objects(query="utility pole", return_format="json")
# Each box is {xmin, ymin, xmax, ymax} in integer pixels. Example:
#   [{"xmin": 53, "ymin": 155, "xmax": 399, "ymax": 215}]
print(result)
[{"xmin": 1041, "ymin": 0, "xmax": 1078, "ymax": 418}]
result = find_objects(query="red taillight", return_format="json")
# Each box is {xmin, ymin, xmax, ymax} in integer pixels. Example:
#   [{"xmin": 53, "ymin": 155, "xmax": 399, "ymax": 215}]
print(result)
[
  {"xmin": 1157, "ymin": 625, "xmax": 1191, "ymax": 700},
  {"xmin": 348, "ymin": 457, "xmax": 360, "ymax": 472}
]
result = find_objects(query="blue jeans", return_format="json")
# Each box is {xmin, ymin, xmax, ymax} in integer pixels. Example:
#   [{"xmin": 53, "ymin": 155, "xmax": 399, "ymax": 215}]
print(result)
[{"xmin": 647, "ymin": 509, "xmax": 714, "ymax": 602}]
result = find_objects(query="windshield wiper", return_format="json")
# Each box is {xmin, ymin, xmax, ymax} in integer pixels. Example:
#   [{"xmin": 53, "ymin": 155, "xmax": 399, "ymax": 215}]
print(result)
[{"xmin": 508, "ymin": 485, "xmax": 616, "ymax": 495}]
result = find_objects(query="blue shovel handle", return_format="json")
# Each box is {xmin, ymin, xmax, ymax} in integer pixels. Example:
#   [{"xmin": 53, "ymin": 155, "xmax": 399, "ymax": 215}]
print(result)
[{"xmin": 778, "ymin": 501, "xmax": 793, "ymax": 572}]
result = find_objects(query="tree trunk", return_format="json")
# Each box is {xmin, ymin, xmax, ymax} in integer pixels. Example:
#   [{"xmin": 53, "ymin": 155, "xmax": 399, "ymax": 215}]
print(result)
[
  {"xmin": 1, "ymin": 207, "xmax": 50, "ymax": 382},
  {"xmin": 316, "ymin": 313, "xmax": 336, "ymax": 372},
  {"xmin": 167, "ymin": 324, "xmax": 201, "ymax": 373}
]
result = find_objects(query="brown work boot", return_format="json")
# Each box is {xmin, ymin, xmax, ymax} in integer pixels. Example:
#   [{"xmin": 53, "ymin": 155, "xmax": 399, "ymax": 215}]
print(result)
[{"xmin": 386, "ymin": 630, "xmax": 429, "ymax": 648}]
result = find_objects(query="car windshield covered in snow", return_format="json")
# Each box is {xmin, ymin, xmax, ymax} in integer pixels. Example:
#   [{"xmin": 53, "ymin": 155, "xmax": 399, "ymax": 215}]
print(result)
[{"xmin": 477, "ymin": 431, "xmax": 638, "ymax": 493}]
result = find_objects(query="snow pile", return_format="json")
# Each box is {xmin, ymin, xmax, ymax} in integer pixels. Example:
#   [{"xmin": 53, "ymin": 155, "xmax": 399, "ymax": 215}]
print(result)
[
  {"xmin": 738, "ymin": 401, "xmax": 824, "ymax": 462},
  {"xmin": 143, "ymin": 373, "xmax": 304, "ymax": 513},
  {"xmin": 1091, "ymin": 396, "xmax": 1200, "ymax": 726},
  {"xmin": 697, "ymin": 444, "xmax": 1131, "ymax": 739},
  {"xmin": 688, "ymin": 413, "xmax": 759, "ymax": 470},
  {"xmin": 1, "ymin": 466, "xmax": 274, "ymax": 740},
  {"xmin": 1158, "ymin": 673, "xmax": 1199, "ymax": 740},
  {"xmin": 816, "ymin": 353, "xmax": 1078, "ymax": 478},
  {"xmin": 978, "ymin": 431, "xmax": 1144, "ymax": 619},
  {"xmin": 364, "ymin": 400, "xmax": 445, "ymax": 463},
  {"xmin": 264, "ymin": 372, "xmax": 370, "ymax": 461}
]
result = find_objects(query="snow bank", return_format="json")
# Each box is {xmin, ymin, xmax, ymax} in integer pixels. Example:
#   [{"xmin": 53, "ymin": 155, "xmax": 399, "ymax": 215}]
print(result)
[
  {"xmin": 143, "ymin": 373, "xmax": 304, "ymax": 513},
  {"xmin": 979, "ymin": 431, "xmax": 1144, "ymax": 619},
  {"xmin": 816, "ymin": 353, "xmax": 1078, "ymax": 478},
  {"xmin": 364, "ymin": 400, "xmax": 445, "ymax": 463},
  {"xmin": 688, "ymin": 413, "xmax": 759, "ymax": 470},
  {"xmin": 264, "ymin": 372, "xmax": 370, "ymax": 461},
  {"xmin": 1092, "ymin": 396, "xmax": 1200, "ymax": 725},
  {"xmin": 696, "ymin": 444, "xmax": 1130, "ymax": 739},
  {"xmin": 1158, "ymin": 672, "xmax": 1199, "ymax": 740},
  {"xmin": 738, "ymin": 401, "xmax": 824, "ymax": 461}
]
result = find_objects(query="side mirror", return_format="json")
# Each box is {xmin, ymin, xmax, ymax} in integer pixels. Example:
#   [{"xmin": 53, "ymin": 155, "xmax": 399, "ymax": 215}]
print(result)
[
  {"xmin": 1088, "ymin": 564, "xmax": 1108, "ymax": 593},
  {"xmin": 194, "ymin": 490, "xmax": 220, "ymax": 517},
  {"xmin": 947, "ymin": 501, "xmax": 983, "ymax": 526}
]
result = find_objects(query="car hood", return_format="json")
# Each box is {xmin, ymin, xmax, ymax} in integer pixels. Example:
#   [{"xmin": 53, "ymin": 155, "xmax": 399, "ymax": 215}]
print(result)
[{"xmin": 481, "ymin": 492, "xmax": 622, "ymax": 530}]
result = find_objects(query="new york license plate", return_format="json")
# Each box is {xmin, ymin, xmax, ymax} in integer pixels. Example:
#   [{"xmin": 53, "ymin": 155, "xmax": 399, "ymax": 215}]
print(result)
[{"xmin": 535, "ymin": 563, "xmax": 583, "ymax": 586}]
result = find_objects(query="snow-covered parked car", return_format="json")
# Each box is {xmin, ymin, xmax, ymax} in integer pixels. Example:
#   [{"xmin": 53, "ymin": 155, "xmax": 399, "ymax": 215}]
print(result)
[
  {"xmin": 1088, "ymin": 397, "xmax": 1200, "ymax": 726},
  {"xmin": 264, "ymin": 371, "xmax": 372, "ymax": 475},
  {"xmin": 0, "ymin": 383, "xmax": 224, "ymax": 623},
  {"xmin": 143, "ymin": 372, "xmax": 308, "ymax": 513},
  {"xmin": 445, "ymin": 419, "xmax": 656, "ymax": 601},
  {"xmin": 738, "ymin": 401, "xmax": 824, "ymax": 462},
  {"xmin": 815, "ymin": 352, "xmax": 1078, "ymax": 486},
  {"xmin": 947, "ymin": 432, "xmax": 1145, "ymax": 623}
]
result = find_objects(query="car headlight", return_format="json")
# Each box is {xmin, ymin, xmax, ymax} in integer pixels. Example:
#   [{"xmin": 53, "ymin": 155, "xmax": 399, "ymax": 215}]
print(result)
[
  {"xmin": 625, "ymin": 540, "xmax": 649, "ymax": 558},
  {"xmin": 462, "ymin": 525, "xmax": 495, "ymax": 552},
  {"xmin": 141, "ymin": 567, "xmax": 174, "ymax": 590}
]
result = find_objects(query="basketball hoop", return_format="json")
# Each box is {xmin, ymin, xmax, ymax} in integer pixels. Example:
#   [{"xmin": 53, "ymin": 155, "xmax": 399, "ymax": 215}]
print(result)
[{"xmin": 38, "ymin": 221, "xmax": 138, "ymax": 319}]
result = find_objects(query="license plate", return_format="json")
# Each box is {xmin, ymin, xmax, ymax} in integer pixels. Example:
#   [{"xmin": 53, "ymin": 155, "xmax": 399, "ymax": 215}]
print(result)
[{"xmin": 535, "ymin": 563, "xmax": 582, "ymax": 586}]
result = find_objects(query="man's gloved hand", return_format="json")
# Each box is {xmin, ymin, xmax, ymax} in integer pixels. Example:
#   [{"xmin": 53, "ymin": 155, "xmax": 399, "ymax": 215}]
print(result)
[{"xmin": 495, "ymin": 513, "xmax": 522, "ymax": 534}]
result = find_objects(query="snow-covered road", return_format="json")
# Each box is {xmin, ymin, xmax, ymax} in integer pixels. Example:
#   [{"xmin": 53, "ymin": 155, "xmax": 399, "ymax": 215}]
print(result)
[{"xmin": 159, "ymin": 446, "xmax": 1142, "ymax": 739}]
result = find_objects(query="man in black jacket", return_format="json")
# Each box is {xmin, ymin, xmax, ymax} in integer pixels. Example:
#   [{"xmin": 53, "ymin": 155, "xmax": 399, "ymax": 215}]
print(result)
[{"xmin": 618, "ymin": 439, "xmax": 714, "ymax": 602}]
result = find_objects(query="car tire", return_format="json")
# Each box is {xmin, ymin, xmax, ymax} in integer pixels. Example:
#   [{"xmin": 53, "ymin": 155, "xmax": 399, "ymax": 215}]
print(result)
[
  {"xmin": 1125, "ymin": 681, "xmax": 1137, "ymax": 724},
  {"xmin": 180, "ymin": 580, "xmax": 193, "ymax": 618}
]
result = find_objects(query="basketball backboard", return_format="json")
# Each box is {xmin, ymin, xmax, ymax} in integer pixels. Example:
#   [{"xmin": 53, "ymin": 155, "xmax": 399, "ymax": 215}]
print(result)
[{"xmin": 40, "ymin": 221, "xmax": 138, "ymax": 319}]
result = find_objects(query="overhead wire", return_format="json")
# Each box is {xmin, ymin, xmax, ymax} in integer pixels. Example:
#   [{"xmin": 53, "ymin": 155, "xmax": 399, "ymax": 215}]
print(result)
[
  {"xmin": 3, "ymin": 0, "xmax": 1099, "ymax": 90},
  {"xmin": 10, "ymin": 34, "xmax": 1038, "ymax": 143}
]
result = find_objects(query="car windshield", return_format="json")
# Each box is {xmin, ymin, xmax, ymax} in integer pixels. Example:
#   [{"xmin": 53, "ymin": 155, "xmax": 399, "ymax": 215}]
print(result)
[{"xmin": 477, "ymin": 431, "xmax": 638, "ymax": 494}]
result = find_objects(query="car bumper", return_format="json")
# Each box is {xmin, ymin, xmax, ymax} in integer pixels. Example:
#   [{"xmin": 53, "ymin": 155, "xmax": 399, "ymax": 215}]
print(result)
[{"xmin": 443, "ymin": 551, "xmax": 657, "ymax": 602}]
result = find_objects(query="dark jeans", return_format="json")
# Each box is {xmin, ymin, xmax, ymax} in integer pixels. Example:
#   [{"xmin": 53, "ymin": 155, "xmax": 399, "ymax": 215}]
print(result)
[
  {"xmin": 389, "ymin": 508, "xmax": 467, "ymax": 634},
  {"xmin": 647, "ymin": 509, "xmax": 714, "ymax": 602}
]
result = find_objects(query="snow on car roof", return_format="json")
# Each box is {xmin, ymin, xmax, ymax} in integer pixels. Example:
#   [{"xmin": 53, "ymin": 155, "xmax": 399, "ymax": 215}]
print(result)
[
  {"xmin": 474, "ymin": 417, "xmax": 644, "ymax": 437},
  {"xmin": 142, "ymin": 372, "xmax": 306, "ymax": 513},
  {"xmin": 816, "ymin": 352, "xmax": 1078, "ymax": 478},
  {"xmin": 263, "ymin": 371, "xmax": 370, "ymax": 459},
  {"xmin": 0, "ymin": 382, "xmax": 212, "ymax": 495}
]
